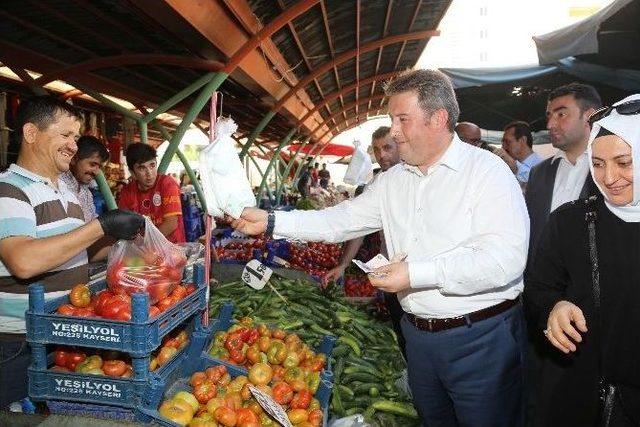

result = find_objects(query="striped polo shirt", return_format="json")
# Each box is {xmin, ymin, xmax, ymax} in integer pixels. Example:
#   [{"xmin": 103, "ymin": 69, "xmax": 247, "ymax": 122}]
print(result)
[{"xmin": 0, "ymin": 164, "xmax": 89, "ymax": 334}]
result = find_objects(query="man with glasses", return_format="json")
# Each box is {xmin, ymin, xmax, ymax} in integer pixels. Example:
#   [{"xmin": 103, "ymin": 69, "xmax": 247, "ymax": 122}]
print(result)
[{"xmin": 523, "ymin": 82, "xmax": 601, "ymax": 424}]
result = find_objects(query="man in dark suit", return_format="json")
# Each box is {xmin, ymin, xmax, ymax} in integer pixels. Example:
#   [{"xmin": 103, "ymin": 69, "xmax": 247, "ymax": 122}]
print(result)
[{"xmin": 523, "ymin": 82, "xmax": 602, "ymax": 425}]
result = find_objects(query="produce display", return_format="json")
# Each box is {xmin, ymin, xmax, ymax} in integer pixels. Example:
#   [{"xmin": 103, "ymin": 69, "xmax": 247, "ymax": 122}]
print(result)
[
  {"xmin": 49, "ymin": 326, "xmax": 189, "ymax": 376},
  {"xmin": 215, "ymin": 237, "xmax": 266, "ymax": 263},
  {"xmin": 287, "ymin": 242, "xmax": 341, "ymax": 280},
  {"xmin": 209, "ymin": 276, "xmax": 419, "ymax": 426},
  {"xmin": 56, "ymin": 282, "xmax": 197, "ymax": 321},
  {"xmin": 158, "ymin": 363, "xmax": 324, "ymax": 426},
  {"xmin": 343, "ymin": 273, "xmax": 377, "ymax": 298}
]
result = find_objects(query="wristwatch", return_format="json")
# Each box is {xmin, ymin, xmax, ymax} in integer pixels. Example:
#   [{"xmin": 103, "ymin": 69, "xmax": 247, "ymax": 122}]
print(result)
[{"xmin": 265, "ymin": 211, "xmax": 276, "ymax": 238}]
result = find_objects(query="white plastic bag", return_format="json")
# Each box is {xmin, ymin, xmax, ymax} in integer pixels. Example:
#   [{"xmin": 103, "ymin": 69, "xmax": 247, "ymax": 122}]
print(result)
[
  {"xmin": 199, "ymin": 117, "xmax": 256, "ymax": 218},
  {"xmin": 343, "ymin": 140, "xmax": 373, "ymax": 185}
]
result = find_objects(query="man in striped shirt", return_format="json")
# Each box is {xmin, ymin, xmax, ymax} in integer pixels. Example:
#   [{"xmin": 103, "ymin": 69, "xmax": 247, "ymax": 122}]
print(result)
[{"xmin": 0, "ymin": 96, "xmax": 143, "ymax": 408}]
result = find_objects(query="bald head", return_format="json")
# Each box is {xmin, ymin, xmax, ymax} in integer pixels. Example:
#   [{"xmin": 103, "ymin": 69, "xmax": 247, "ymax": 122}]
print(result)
[{"xmin": 455, "ymin": 122, "xmax": 481, "ymax": 146}]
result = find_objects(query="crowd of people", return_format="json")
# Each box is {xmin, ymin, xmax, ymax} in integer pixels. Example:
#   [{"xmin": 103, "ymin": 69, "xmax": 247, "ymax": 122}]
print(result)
[
  {"xmin": 232, "ymin": 70, "xmax": 640, "ymax": 427},
  {"xmin": 1, "ymin": 68, "xmax": 639, "ymax": 427}
]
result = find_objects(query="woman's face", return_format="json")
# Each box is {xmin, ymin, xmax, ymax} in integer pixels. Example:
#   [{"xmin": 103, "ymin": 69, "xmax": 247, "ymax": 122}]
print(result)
[{"xmin": 591, "ymin": 134, "xmax": 634, "ymax": 205}]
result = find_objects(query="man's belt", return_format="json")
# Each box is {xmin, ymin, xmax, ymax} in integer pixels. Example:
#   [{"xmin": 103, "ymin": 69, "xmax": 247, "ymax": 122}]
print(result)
[{"xmin": 405, "ymin": 298, "xmax": 519, "ymax": 333}]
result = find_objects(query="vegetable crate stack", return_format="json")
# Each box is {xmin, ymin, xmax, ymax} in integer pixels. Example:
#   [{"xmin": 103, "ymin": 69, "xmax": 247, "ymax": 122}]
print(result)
[{"xmin": 25, "ymin": 262, "xmax": 210, "ymax": 412}]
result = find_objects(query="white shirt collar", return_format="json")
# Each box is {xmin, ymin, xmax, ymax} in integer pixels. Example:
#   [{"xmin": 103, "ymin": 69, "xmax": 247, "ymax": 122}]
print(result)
[
  {"xmin": 402, "ymin": 134, "xmax": 466, "ymax": 176},
  {"xmin": 552, "ymin": 148, "xmax": 588, "ymax": 164},
  {"xmin": 9, "ymin": 163, "xmax": 55, "ymax": 184}
]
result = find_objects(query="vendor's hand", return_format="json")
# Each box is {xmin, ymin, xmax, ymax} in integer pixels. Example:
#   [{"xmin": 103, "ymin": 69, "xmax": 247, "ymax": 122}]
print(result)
[
  {"xmin": 231, "ymin": 207, "xmax": 268, "ymax": 235},
  {"xmin": 97, "ymin": 209, "xmax": 144, "ymax": 240},
  {"xmin": 545, "ymin": 300, "xmax": 588, "ymax": 354},
  {"xmin": 368, "ymin": 262, "xmax": 410, "ymax": 292},
  {"xmin": 323, "ymin": 264, "xmax": 346, "ymax": 287}
]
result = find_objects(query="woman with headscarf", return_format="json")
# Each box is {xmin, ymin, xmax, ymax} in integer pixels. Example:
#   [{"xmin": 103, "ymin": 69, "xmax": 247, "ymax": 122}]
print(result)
[{"xmin": 524, "ymin": 94, "xmax": 640, "ymax": 427}]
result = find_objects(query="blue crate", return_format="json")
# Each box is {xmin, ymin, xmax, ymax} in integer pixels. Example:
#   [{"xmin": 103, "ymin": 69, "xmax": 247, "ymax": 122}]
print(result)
[
  {"xmin": 26, "ymin": 265, "xmax": 207, "ymax": 356},
  {"xmin": 203, "ymin": 302, "xmax": 337, "ymax": 409},
  {"xmin": 29, "ymin": 312, "xmax": 211, "ymax": 409},
  {"xmin": 47, "ymin": 400, "xmax": 135, "ymax": 421}
]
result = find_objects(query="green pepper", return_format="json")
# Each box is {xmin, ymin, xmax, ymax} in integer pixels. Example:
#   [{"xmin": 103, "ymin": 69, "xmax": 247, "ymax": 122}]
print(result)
[
  {"xmin": 283, "ymin": 351, "xmax": 300, "ymax": 369},
  {"xmin": 267, "ymin": 341, "xmax": 287, "ymax": 365},
  {"xmin": 306, "ymin": 371, "xmax": 321, "ymax": 394},
  {"xmin": 284, "ymin": 366, "xmax": 305, "ymax": 383},
  {"xmin": 209, "ymin": 345, "xmax": 228, "ymax": 359}
]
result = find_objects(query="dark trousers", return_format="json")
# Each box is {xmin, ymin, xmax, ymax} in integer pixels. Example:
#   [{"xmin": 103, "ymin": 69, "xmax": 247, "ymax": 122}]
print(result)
[
  {"xmin": 401, "ymin": 304, "xmax": 526, "ymax": 427},
  {"xmin": 383, "ymin": 291, "xmax": 407, "ymax": 359},
  {"xmin": 0, "ymin": 337, "xmax": 31, "ymax": 409}
]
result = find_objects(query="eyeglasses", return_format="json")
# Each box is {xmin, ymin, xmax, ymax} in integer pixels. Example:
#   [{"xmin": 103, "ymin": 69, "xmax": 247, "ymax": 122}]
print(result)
[{"xmin": 588, "ymin": 99, "xmax": 640, "ymax": 126}]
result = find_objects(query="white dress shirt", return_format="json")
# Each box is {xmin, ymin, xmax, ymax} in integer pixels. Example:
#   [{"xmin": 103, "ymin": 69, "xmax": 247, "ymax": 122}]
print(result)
[
  {"xmin": 549, "ymin": 150, "xmax": 590, "ymax": 213},
  {"xmin": 275, "ymin": 135, "xmax": 529, "ymax": 318}
]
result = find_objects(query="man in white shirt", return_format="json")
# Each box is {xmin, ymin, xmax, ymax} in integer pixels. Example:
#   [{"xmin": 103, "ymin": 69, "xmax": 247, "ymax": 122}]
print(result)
[
  {"xmin": 494, "ymin": 121, "xmax": 543, "ymax": 186},
  {"xmin": 523, "ymin": 82, "xmax": 601, "ymax": 424},
  {"xmin": 233, "ymin": 69, "xmax": 529, "ymax": 426}
]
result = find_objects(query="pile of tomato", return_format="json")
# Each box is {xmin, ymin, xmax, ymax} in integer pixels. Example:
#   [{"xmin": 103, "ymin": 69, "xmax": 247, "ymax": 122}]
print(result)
[
  {"xmin": 56, "ymin": 282, "xmax": 197, "ymax": 321},
  {"xmin": 288, "ymin": 242, "xmax": 341, "ymax": 279},
  {"xmin": 158, "ymin": 363, "xmax": 323, "ymax": 426},
  {"xmin": 216, "ymin": 237, "xmax": 266, "ymax": 263},
  {"xmin": 51, "ymin": 327, "xmax": 189, "ymax": 377},
  {"xmin": 344, "ymin": 274, "xmax": 377, "ymax": 298}
]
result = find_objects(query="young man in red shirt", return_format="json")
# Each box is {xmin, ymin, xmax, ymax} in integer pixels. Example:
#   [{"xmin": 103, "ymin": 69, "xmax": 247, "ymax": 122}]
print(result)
[{"xmin": 118, "ymin": 144, "xmax": 186, "ymax": 243}]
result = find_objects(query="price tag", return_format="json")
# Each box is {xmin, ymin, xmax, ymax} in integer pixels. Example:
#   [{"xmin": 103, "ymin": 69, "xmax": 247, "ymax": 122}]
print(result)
[
  {"xmin": 248, "ymin": 385, "xmax": 293, "ymax": 427},
  {"xmin": 242, "ymin": 260, "xmax": 273, "ymax": 290},
  {"xmin": 352, "ymin": 253, "xmax": 390, "ymax": 273}
]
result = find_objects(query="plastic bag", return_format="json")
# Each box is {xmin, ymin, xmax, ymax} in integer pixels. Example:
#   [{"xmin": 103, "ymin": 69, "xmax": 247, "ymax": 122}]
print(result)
[
  {"xmin": 106, "ymin": 218, "xmax": 187, "ymax": 304},
  {"xmin": 199, "ymin": 117, "xmax": 256, "ymax": 218},
  {"xmin": 343, "ymin": 140, "xmax": 373, "ymax": 185},
  {"xmin": 328, "ymin": 415, "xmax": 371, "ymax": 427}
]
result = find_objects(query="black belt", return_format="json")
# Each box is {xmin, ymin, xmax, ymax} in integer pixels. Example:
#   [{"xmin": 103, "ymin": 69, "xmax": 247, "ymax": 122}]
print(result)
[{"xmin": 405, "ymin": 298, "xmax": 519, "ymax": 332}]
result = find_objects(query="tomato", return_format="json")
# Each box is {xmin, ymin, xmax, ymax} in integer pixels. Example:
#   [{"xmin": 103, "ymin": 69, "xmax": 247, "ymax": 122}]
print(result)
[
  {"xmin": 248, "ymin": 363, "xmax": 273, "ymax": 386},
  {"xmin": 229, "ymin": 349, "xmax": 246, "ymax": 365},
  {"xmin": 308, "ymin": 409, "xmax": 323, "ymax": 427},
  {"xmin": 287, "ymin": 408, "xmax": 308, "ymax": 424},
  {"xmin": 271, "ymin": 329, "xmax": 286, "ymax": 340},
  {"xmin": 271, "ymin": 381, "xmax": 294, "ymax": 405},
  {"xmin": 103, "ymin": 360, "xmax": 127, "ymax": 377},
  {"xmin": 185, "ymin": 284, "xmax": 197, "ymax": 295},
  {"xmin": 271, "ymin": 365, "xmax": 286, "ymax": 382},
  {"xmin": 224, "ymin": 391, "xmax": 242, "ymax": 411},
  {"xmin": 74, "ymin": 307, "xmax": 94, "ymax": 317},
  {"xmin": 66, "ymin": 352, "xmax": 86, "ymax": 371},
  {"xmin": 101, "ymin": 298, "xmax": 130, "ymax": 320},
  {"xmin": 290, "ymin": 389, "xmax": 312, "ymax": 409},
  {"xmin": 214, "ymin": 406, "xmax": 237, "ymax": 426},
  {"xmin": 205, "ymin": 365, "xmax": 227, "ymax": 383},
  {"xmin": 57, "ymin": 304, "xmax": 76, "ymax": 316},
  {"xmin": 54, "ymin": 348, "xmax": 68, "ymax": 367},
  {"xmin": 156, "ymin": 296, "xmax": 175, "ymax": 313},
  {"xmin": 149, "ymin": 305, "xmax": 161, "ymax": 318},
  {"xmin": 309, "ymin": 354, "xmax": 326, "ymax": 372},
  {"xmin": 283, "ymin": 351, "xmax": 300, "ymax": 369},
  {"xmin": 266, "ymin": 342, "xmax": 287, "ymax": 365},
  {"xmin": 190, "ymin": 372, "xmax": 207, "ymax": 387},
  {"xmin": 93, "ymin": 290, "xmax": 114, "ymax": 316},
  {"xmin": 170, "ymin": 285, "xmax": 187, "ymax": 301},
  {"xmin": 218, "ymin": 372, "xmax": 232, "ymax": 386},
  {"xmin": 257, "ymin": 336, "xmax": 271, "ymax": 353},
  {"xmin": 245, "ymin": 345, "xmax": 261, "ymax": 365},
  {"xmin": 236, "ymin": 408, "xmax": 259, "ymax": 425},
  {"xmin": 157, "ymin": 346, "xmax": 178, "ymax": 366},
  {"xmin": 69, "ymin": 283, "xmax": 91, "ymax": 308},
  {"xmin": 194, "ymin": 379, "xmax": 217, "ymax": 404}
]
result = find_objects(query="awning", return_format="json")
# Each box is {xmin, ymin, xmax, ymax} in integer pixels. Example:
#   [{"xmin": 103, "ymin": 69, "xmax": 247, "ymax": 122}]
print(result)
[{"xmin": 286, "ymin": 143, "xmax": 354, "ymax": 157}]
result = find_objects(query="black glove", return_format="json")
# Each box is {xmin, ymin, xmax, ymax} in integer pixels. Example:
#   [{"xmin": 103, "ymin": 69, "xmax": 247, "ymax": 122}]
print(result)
[{"xmin": 97, "ymin": 209, "xmax": 144, "ymax": 240}]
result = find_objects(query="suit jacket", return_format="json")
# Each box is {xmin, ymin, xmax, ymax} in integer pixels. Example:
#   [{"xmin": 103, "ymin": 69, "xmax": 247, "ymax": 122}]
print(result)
[{"xmin": 525, "ymin": 156, "xmax": 597, "ymax": 263}]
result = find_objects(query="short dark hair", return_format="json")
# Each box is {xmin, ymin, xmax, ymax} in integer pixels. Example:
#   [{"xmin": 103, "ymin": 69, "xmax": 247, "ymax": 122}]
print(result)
[
  {"xmin": 504, "ymin": 121, "xmax": 533, "ymax": 148},
  {"xmin": 125, "ymin": 143, "xmax": 156, "ymax": 170},
  {"xmin": 548, "ymin": 83, "xmax": 602, "ymax": 113},
  {"xmin": 76, "ymin": 135, "xmax": 109, "ymax": 162},
  {"xmin": 384, "ymin": 69, "xmax": 460, "ymax": 132},
  {"xmin": 371, "ymin": 126, "xmax": 390, "ymax": 141},
  {"xmin": 16, "ymin": 96, "xmax": 82, "ymax": 141}
]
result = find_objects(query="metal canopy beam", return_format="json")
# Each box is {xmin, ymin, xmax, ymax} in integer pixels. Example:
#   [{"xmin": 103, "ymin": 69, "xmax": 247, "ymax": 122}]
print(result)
[{"xmin": 310, "ymin": 94, "xmax": 386, "ymax": 137}]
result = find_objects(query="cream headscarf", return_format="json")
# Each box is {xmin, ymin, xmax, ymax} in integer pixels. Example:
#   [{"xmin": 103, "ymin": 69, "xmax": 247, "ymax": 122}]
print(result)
[{"xmin": 587, "ymin": 94, "xmax": 640, "ymax": 222}]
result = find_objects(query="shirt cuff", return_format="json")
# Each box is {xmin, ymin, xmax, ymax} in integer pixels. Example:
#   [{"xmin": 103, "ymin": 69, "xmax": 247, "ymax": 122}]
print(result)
[
  {"xmin": 408, "ymin": 261, "xmax": 438, "ymax": 289},
  {"xmin": 273, "ymin": 211, "xmax": 296, "ymax": 238}
]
